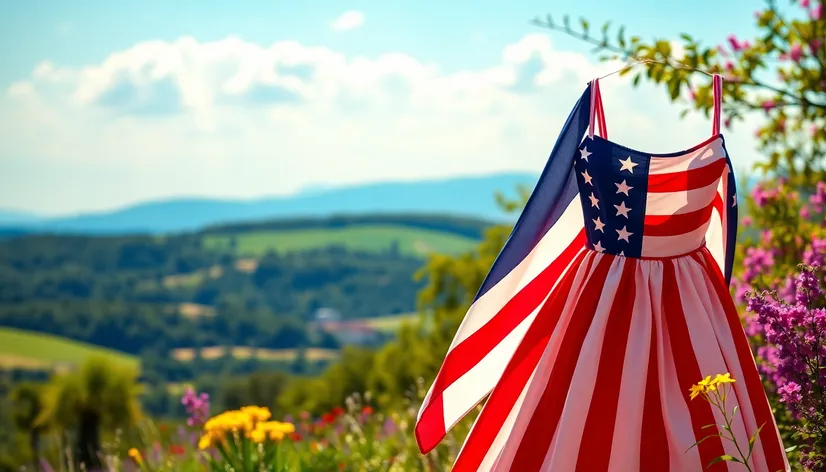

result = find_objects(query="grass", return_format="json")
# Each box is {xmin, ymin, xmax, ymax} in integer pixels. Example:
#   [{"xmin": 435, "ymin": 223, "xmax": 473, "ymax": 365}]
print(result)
[
  {"xmin": 0, "ymin": 327, "xmax": 140, "ymax": 370},
  {"xmin": 202, "ymin": 225, "xmax": 478, "ymax": 257}
]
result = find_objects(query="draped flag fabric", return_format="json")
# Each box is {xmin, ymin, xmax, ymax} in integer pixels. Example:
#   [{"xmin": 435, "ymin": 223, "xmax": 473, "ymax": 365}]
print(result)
[{"xmin": 413, "ymin": 81, "xmax": 740, "ymax": 456}]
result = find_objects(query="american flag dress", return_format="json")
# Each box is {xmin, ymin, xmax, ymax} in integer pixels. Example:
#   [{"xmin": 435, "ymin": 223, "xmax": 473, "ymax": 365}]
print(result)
[{"xmin": 414, "ymin": 76, "xmax": 791, "ymax": 472}]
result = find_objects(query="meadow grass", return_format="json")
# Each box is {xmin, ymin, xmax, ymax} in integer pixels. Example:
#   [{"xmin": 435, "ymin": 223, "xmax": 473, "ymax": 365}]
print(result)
[
  {"xmin": 0, "ymin": 327, "xmax": 139, "ymax": 370},
  {"xmin": 202, "ymin": 225, "xmax": 477, "ymax": 257}
]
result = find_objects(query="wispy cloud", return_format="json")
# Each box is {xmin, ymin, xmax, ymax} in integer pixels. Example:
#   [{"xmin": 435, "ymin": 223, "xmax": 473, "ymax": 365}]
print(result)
[{"xmin": 331, "ymin": 10, "xmax": 365, "ymax": 31}]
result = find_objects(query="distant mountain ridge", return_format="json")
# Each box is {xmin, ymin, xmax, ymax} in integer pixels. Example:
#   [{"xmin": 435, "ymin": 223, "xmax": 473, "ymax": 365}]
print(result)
[{"xmin": 2, "ymin": 173, "xmax": 538, "ymax": 235}]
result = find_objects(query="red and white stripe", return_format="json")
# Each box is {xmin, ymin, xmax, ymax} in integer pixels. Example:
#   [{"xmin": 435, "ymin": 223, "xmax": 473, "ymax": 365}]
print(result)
[
  {"xmin": 642, "ymin": 136, "xmax": 728, "ymax": 259},
  {"xmin": 414, "ymin": 198, "xmax": 586, "ymax": 453},
  {"xmin": 449, "ymin": 248, "xmax": 790, "ymax": 472}
]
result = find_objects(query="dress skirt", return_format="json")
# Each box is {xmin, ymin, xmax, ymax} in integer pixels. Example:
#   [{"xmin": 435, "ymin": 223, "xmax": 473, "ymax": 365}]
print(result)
[{"xmin": 451, "ymin": 245, "xmax": 791, "ymax": 472}]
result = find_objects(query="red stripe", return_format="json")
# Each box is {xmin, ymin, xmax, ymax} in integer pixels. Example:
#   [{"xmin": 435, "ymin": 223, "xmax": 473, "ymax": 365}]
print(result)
[
  {"xmin": 643, "ymin": 197, "xmax": 717, "ymax": 236},
  {"xmin": 699, "ymin": 249, "xmax": 789, "ymax": 472},
  {"xmin": 647, "ymin": 158, "xmax": 726, "ymax": 193},
  {"xmin": 662, "ymin": 260, "xmax": 728, "ymax": 471},
  {"xmin": 415, "ymin": 230, "xmax": 586, "ymax": 452},
  {"xmin": 510, "ymin": 255, "xmax": 615, "ymax": 471},
  {"xmin": 452, "ymin": 250, "xmax": 592, "ymax": 472},
  {"xmin": 640, "ymin": 303, "xmax": 670, "ymax": 472},
  {"xmin": 574, "ymin": 258, "xmax": 637, "ymax": 471}
]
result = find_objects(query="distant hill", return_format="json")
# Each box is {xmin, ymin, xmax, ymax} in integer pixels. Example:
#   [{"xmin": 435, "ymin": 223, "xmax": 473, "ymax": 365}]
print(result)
[
  {"xmin": 0, "ymin": 327, "xmax": 139, "ymax": 371},
  {"xmin": 2, "ymin": 173, "xmax": 536, "ymax": 235}
]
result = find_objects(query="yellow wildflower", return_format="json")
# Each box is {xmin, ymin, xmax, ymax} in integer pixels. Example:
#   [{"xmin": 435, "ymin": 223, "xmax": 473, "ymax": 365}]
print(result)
[
  {"xmin": 712, "ymin": 373, "xmax": 735, "ymax": 386},
  {"xmin": 127, "ymin": 448, "xmax": 141, "ymax": 461},
  {"xmin": 241, "ymin": 406, "xmax": 271, "ymax": 423},
  {"xmin": 198, "ymin": 433, "xmax": 213, "ymax": 450},
  {"xmin": 697, "ymin": 375, "xmax": 717, "ymax": 391},
  {"xmin": 689, "ymin": 383, "xmax": 706, "ymax": 400},
  {"xmin": 268, "ymin": 430, "xmax": 285, "ymax": 441},
  {"xmin": 248, "ymin": 428, "xmax": 267, "ymax": 443}
]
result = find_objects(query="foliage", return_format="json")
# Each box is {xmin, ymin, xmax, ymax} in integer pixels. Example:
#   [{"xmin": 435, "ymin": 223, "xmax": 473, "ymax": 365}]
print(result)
[
  {"xmin": 746, "ymin": 265, "xmax": 826, "ymax": 470},
  {"xmin": 123, "ymin": 389, "xmax": 463, "ymax": 472},
  {"xmin": 39, "ymin": 356, "xmax": 142, "ymax": 469},
  {"xmin": 534, "ymin": 0, "xmax": 825, "ymax": 187}
]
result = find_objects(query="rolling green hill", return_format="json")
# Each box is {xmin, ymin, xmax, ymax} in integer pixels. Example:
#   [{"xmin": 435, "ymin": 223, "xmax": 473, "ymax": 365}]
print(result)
[
  {"xmin": 202, "ymin": 225, "xmax": 478, "ymax": 257},
  {"xmin": 0, "ymin": 327, "xmax": 139, "ymax": 371}
]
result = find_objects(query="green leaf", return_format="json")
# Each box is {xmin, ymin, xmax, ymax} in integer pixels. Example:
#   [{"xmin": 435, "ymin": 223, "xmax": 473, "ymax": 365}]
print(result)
[
  {"xmin": 680, "ymin": 33, "xmax": 693, "ymax": 42},
  {"xmin": 601, "ymin": 21, "xmax": 611, "ymax": 35},
  {"xmin": 785, "ymin": 445, "xmax": 798, "ymax": 452},
  {"xmin": 580, "ymin": 18, "xmax": 590, "ymax": 33},
  {"xmin": 707, "ymin": 455, "xmax": 742, "ymax": 467},
  {"xmin": 618, "ymin": 26, "xmax": 626, "ymax": 48}
]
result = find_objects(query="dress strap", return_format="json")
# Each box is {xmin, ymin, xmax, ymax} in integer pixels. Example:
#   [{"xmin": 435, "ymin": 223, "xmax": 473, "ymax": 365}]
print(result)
[
  {"xmin": 588, "ymin": 79, "xmax": 608, "ymax": 139},
  {"xmin": 711, "ymin": 73, "xmax": 723, "ymax": 136}
]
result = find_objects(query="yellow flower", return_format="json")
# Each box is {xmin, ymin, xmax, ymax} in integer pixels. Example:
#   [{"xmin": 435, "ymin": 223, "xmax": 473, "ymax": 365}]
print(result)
[
  {"xmin": 198, "ymin": 433, "xmax": 213, "ymax": 450},
  {"xmin": 248, "ymin": 428, "xmax": 267, "ymax": 443},
  {"xmin": 712, "ymin": 373, "xmax": 735, "ymax": 386},
  {"xmin": 689, "ymin": 383, "xmax": 706, "ymax": 400},
  {"xmin": 241, "ymin": 406, "xmax": 272, "ymax": 423},
  {"xmin": 697, "ymin": 375, "xmax": 717, "ymax": 391},
  {"xmin": 128, "ymin": 448, "xmax": 141, "ymax": 461},
  {"xmin": 268, "ymin": 430, "xmax": 285, "ymax": 441}
]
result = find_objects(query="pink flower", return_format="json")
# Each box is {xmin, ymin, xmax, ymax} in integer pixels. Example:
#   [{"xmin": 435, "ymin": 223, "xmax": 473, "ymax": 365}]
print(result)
[
  {"xmin": 761, "ymin": 99, "xmax": 776, "ymax": 112},
  {"xmin": 789, "ymin": 44, "xmax": 803, "ymax": 62},
  {"xmin": 688, "ymin": 87, "xmax": 697, "ymax": 102},
  {"xmin": 801, "ymin": 0, "xmax": 810, "ymax": 7},
  {"xmin": 812, "ymin": 3, "xmax": 823, "ymax": 19},
  {"xmin": 724, "ymin": 118, "xmax": 731, "ymax": 129},
  {"xmin": 727, "ymin": 35, "xmax": 744, "ymax": 52},
  {"xmin": 716, "ymin": 44, "xmax": 730, "ymax": 57},
  {"xmin": 801, "ymin": 205, "xmax": 811, "ymax": 220},
  {"xmin": 725, "ymin": 61, "xmax": 735, "ymax": 71},
  {"xmin": 811, "ymin": 39, "xmax": 822, "ymax": 53},
  {"xmin": 742, "ymin": 216, "xmax": 753, "ymax": 226},
  {"xmin": 811, "ymin": 124, "xmax": 818, "ymax": 137}
]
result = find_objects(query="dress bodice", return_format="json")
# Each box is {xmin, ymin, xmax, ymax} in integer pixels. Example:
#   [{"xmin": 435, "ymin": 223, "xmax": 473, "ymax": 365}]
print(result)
[{"xmin": 574, "ymin": 134, "xmax": 730, "ymax": 259}]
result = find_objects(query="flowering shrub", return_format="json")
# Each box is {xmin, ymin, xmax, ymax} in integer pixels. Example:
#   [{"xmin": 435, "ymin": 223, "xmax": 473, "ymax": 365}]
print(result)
[{"xmin": 746, "ymin": 265, "xmax": 826, "ymax": 471}]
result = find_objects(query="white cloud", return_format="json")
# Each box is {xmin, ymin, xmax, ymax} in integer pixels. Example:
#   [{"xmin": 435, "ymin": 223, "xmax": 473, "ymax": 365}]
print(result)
[
  {"xmin": 0, "ymin": 33, "xmax": 766, "ymax": 214},
  {"xmin": 331, "ymin": 10, "xmax": 365, "ymax": 32}
]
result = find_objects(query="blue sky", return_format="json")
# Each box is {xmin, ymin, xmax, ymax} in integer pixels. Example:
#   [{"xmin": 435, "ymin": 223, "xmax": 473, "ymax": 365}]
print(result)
[{"xmin": 0, "ymin": 0, "xmax": 767, "ymax": 215}]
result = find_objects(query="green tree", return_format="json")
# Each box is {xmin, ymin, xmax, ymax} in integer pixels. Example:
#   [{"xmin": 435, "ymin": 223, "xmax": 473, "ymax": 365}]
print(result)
[
  {"xmin": 9, "ymin": 383, "xmax": 46, "ymax": 471},
  {"xmin": 39, "ymin": 357, "xmax": 141, "ymax": 470},
  {"xmin": 533, "ymin": 0, "xmax": 825, "ymax": 187}
]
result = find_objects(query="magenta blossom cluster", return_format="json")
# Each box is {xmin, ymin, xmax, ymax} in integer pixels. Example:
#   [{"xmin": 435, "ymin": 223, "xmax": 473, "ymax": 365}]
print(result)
[
  {"xmin": 746, "ymin": 266, "xmax": 826, "ymax": 468},
  {"xmin": 181, "ymin": 387, "xmax": 210, "ymax": 427},
  {"xmin": 743, "ymin": 246, "xmax": 776, "ymax": 284},
  {"xmin": 751, "ymin": 182, "xmax": 779, "ymax": 208}
]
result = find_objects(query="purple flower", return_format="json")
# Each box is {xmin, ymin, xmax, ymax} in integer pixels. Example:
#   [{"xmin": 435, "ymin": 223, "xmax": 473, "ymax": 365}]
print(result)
[
  {"xmin": 778, "ymin": 382, "xmax": 803, "ymax": 404},
  {"xmin": 181, "ymin": 387, "xmax": 210, "ymax": 427}
]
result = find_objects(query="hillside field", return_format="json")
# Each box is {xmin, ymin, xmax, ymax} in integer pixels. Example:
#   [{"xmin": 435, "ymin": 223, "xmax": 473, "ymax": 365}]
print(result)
[
  {"xmin": 202, "ymin": 225, "xmax": 479, "ymax": 257},
  {"xmin": 0, "ymin": 327, "xmax": 139, "ymax": 371}
]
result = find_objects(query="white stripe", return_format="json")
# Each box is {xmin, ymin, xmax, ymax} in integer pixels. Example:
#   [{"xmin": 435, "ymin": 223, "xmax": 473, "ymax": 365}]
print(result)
[
  {"xmin": 649, "ymin": 261, "xmax": 704, "ymax": 472},
  {"xmin": 542, "ymin": 255, "xmax": 626, "ymax": 470},
  {"xmin": 493, "ymin": 252, "xmax": 600, "ymax": 470},
  {"xmin": 477, "ymin": 363, "xmax": 539, "ymax": 471},
  {"xmin": 441, "ymin": 299, "xmax": 545, "ymax": 428},
  {"xmin": 676, "ymin": 257, "xmax": 753, "ymax": 470},
  {"xmin": 607, "ymin": 262, "xmax": 654, "ymax": 472},
  {"xmin": 645, "ymin": 180, "xmax": 720, "ymax": 216},
  {"xmin": 679, "ymin": 258, "xmax": 769, "ymax": 472},
  {"xmin": 648, "ymin": 139, "xmax": 726, "ymax": 174},
  {"xmin": 642, "ymin": 222, "xmax": 710, "ymax": 257},
  {"xmin": 451, "ymin": 197, "xmax": 583, "ymax": 347},
  {"xmin": 417, "ymin": 196, "xmax": 583, "ymax": 425}
]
